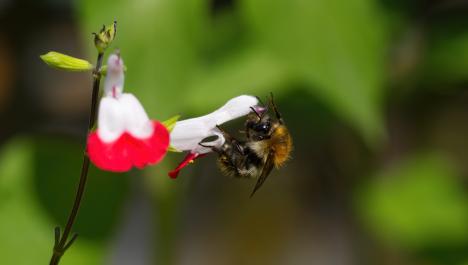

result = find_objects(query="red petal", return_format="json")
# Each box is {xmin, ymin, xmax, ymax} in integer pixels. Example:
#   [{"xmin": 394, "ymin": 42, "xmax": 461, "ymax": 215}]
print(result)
[
  {"xmin": 87, "ymin": 121, "xmax": 170, "ymax": 172},
  {"xmin": 168, "ymin": 152, "xmax": 206, "ymax": 178},
  {"xmin": 129, "ymin": 121, "xmax": 170, "ymax": 168}
]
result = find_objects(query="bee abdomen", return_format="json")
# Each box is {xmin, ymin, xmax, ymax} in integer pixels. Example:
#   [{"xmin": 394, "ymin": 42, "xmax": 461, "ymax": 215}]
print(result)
[{"xmin": 271, "ymin": 127, "xmax": 292, "ymax": 167}]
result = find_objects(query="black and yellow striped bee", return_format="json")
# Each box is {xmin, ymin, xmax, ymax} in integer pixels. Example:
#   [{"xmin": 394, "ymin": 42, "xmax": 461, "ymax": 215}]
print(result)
[{"xmin": 201, "ymin": 94, "xmax": 292, "ymax": 197}]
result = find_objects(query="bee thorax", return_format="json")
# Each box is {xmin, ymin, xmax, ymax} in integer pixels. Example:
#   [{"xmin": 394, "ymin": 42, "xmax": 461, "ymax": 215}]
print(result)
[{"xmin": 247, "ymin": 140, "xmax": 270, "ymax": 158}]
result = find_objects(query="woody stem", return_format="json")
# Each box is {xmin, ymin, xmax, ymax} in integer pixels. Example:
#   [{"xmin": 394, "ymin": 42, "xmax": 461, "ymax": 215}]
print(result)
[{"xmin": 49, "ymin": 52, "xmax": 104, "ymax": 265}]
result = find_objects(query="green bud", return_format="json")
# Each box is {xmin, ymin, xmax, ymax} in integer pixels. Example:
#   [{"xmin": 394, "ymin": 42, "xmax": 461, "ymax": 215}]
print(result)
[
  {"xmin": 93, "ymin": 21, "xmax": 117, "ymax": 53},
  {"xmin": 40, "ymin": 52, "xmax": 93, "ymax": 71}
]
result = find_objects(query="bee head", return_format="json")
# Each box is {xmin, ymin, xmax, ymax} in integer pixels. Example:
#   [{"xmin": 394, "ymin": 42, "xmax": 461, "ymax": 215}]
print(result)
[{"xmin": 245, "ymin": 106, "xmax": 273, "ymax": 141}]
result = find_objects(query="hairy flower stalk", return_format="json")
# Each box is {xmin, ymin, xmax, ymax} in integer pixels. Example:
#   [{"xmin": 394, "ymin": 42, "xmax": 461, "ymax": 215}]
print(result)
[{"xmin": 45, "ymin": 22, "xmax": 116, "ymax": 265}]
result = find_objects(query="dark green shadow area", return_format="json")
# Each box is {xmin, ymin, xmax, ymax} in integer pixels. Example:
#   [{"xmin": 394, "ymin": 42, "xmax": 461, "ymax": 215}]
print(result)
[{"xmin": 33, "ymin": 136, "xmax": 130, "ymax": 241}]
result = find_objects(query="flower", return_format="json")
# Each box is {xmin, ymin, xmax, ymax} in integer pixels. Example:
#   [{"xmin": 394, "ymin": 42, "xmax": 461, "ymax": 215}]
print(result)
[
  {"xmin": 87, "ymin": 53, "xmax": 169, "ymax": 172},
  {"xmin": 168, "ymin": 95, "xmax": 259, "ymax": 178}
]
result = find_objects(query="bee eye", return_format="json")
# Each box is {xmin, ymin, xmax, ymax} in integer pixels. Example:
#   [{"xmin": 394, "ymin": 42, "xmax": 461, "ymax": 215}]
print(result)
[{"xmin": 255, "ymin": 122, "xmax": 270, "ymax": 133}]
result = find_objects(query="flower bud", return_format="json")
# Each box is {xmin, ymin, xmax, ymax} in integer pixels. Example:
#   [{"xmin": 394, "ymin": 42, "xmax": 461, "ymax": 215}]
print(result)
[
  {"xmin": 93, "ymin": 21, "xmax": 117, "ymax": 53},
  {"xmin": 40, "ymin": 52, "xmax": 93, "ymax": 71}
]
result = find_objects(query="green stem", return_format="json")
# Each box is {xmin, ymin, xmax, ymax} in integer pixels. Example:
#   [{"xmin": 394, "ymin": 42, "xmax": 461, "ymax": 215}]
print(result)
[{"xmin": 49, "ymin": 52, "xmax": 104, "ymax": 265}]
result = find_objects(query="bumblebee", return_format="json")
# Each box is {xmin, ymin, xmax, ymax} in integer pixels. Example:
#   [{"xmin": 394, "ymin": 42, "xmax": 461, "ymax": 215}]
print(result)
[{"xmin": 201, "ymin": 94, "xmax": 292, "ymax": 197}]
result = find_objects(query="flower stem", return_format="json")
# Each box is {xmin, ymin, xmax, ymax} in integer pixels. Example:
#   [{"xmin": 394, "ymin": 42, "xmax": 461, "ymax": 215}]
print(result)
[{"xmin": 49, "ymin": 52, "xmax": 104, "ymax": 265}]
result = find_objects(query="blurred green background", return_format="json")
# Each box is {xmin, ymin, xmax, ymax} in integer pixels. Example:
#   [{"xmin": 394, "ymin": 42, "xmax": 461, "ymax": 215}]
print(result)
[{"xmin": 2, "ymin": 0, "xmax": 468, "ymax": 264}]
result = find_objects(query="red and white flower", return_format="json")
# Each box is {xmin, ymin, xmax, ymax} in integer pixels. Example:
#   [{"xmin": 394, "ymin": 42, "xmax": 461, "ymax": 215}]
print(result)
[
  {"xmin": 168, "ymin": 95, "xmax": 259, "ymax": 178},
  {"xmin": 87, "ymin": 54, "xmax": 169, "ymax": 172}
]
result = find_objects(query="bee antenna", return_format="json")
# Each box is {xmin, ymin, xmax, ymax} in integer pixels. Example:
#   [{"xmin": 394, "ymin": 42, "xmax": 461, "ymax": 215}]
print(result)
[
  {"xmin": 255, "ymin": 95, "xmax": 265, "ymax": 106},
  {"xmin": 269, "ymin": 92, "xmax": 283, "ymax": 123},
  {"xmin": 250, "ymin": 107, "xmax": 261, "ymax": 118}
]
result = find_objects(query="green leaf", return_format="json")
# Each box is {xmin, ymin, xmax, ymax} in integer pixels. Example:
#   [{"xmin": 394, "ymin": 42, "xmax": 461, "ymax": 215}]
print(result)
[
  {"xmin": 356, "ymin": 153, "xmax": 468, "ymax": 249},
  {"xmin": 40, "ymin": 52, "xmax": 93, "ymax": 72},
  {"xmin": 240, "ymin": 0, "xmax": 389, "ymax": 144}
]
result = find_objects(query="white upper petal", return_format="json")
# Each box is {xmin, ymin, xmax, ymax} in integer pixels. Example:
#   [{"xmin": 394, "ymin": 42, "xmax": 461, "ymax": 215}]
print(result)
[
  {"xmin": 119, "ymin": 93, "xmax": 154, "ymax": 139},
  {"xmin": 170, "ymin": 95, "xmax": 258, "ymax": 152},
  {"xmin": 104, "ymin": 54, "xmax": 125, "ymax": 97},
  {"xmin": 97, "ymin": 97, "xmax": 126, "ymax": 143},
  {"xmin": 97, "ymin": 93, "xmax": 153, "ymax": 142},
  {"xmin": 211, "ymin": 95, "xmax": 259, "ymax": 124},
  {"xmin": 170, "ymin": 120, "xmax": 222, "ymax": 153}
]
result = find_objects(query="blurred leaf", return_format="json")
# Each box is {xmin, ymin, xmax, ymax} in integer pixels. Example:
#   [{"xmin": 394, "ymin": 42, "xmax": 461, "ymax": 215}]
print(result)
[
  {"xmin": 422, "ymin": 19, "xmax": 468, "ymax": 85},
  {"xmin": 240, "ymin": 0, "xmax": 389, "ymax": 144},
  {"xmin": 0, "ymin": 138, "xmax": 102, "ymax": 264},
  {"xmin": 357, "ymin": 154, "xmax": 468, "ymax": 249},
  {"xmin": 79, "ymin": 0, "xmax": 208, "ymax": 118},
  {"xmin": 186, "ymin": 48, "xmax": 290, "ymax": 111}
]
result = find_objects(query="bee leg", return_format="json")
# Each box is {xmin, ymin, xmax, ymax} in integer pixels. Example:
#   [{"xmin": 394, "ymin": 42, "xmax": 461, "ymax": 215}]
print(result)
[
  {"xmin": 198, "ymin": 142, "xmax": 221, "ymax": 154},
  {"xmin": 215, "ymin": 125, "xmax": 232, "ymax": 138},
  {"xmin": 216, "ymin": 125, "xmax": 244, "ymax": 154},
  {"xmin": 269, "ymin": 92, "xmax": 283, "ymax": 123}
]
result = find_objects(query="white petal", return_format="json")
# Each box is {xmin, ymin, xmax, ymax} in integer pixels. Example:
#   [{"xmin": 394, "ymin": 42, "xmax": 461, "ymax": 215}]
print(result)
[
  {"xmin": 97, "ymin": 97, "xmax": 126, "ymax": 143},
  {"xmin": 170, "ymin": 95, "xmax": 258, "ymax": 152},
  {"xmin": 119, "ymin": 93, "xmax": 154, "ymax": 139},
  {"xmin": 211, "ymin": 95, "xmax": 259, "ymax": 124},
  {"xmin": 104, "ymin": 54, "xmax": 125, "ymax": 97},
  {"xmin": 193, "ymin": 131, "xmax": 225, "ymax": 154},
  {"xmin": 170, "ymin": 118, "xmax": 216, "ymax": 152}
]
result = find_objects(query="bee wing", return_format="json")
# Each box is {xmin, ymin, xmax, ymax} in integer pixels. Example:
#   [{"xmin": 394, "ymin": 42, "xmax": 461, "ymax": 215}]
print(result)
[{"xmin": 250, "ymin": 150, "xmax": 275, "ymax": 198}]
